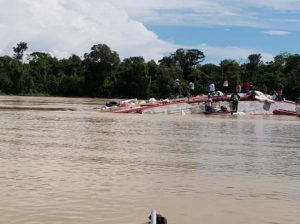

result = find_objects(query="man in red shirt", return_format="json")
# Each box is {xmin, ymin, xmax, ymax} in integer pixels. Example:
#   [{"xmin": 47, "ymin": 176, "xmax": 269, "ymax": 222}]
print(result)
[{"xmin": 242, "ymin": 80, "xmax": 251, "ymax": 93}]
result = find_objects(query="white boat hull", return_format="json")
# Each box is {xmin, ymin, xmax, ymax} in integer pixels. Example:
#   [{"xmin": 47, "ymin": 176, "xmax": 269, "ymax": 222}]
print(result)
[{"xmin": 142, "ymin": 103, "xmax": 193, "ymax": 115}]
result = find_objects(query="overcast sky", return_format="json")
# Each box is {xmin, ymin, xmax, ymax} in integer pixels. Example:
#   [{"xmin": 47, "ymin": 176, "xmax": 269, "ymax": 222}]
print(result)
[{"xmin": 0, "ymin": 0, "xmax": 299, "ymax": 64}]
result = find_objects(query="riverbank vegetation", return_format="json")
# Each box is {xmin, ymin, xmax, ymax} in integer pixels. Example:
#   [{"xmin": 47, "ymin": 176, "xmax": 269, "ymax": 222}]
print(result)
[{"xmin": 0, "ymin": 42, "xmax": 299, "ymax": 100}]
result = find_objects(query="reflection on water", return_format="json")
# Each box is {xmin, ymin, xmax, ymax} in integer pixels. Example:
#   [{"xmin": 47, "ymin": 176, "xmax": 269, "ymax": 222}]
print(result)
[{"xmin": 0, "ymin": 96, "xmax": 299, "ymax": 224}]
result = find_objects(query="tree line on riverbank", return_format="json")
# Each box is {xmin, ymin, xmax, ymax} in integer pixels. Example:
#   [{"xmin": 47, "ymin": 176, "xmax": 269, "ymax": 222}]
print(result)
[{"xmin": 0, "ymin": 42, "xmax": 299, "ymax": 100}]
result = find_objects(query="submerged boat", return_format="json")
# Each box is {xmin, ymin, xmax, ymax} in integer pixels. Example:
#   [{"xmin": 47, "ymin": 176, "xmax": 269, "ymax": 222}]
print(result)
[{"xmin": 100, "ymin": 91, "xmax": 296, "ymax": 115}]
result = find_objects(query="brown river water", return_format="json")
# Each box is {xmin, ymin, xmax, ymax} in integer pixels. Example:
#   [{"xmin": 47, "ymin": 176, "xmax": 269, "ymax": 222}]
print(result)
[{"xmin": 0, "ymin": 96, "xmax": 299, "ymax": 224}]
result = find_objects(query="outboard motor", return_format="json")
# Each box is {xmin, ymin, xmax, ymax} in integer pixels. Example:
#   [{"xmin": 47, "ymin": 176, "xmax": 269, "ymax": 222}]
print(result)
[{"xmin": 148, "ymin": 209, "xmax": 167, "ymax": 224}]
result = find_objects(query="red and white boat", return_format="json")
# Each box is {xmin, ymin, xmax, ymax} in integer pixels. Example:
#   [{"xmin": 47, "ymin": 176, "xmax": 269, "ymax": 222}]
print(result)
[{"xmin": 99, "ymin": 91, "xmax": 296, "ymax": 115}]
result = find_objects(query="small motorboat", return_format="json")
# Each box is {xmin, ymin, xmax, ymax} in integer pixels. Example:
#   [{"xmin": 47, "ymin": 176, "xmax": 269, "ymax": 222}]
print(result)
[{"xmin": 273, "ymin": 109, "xmax": 296, "ymax": 116}]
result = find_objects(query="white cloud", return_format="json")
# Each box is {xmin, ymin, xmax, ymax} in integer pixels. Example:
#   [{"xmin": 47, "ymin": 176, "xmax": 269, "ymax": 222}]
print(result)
[
  {"xmin": 108, "ymin": 0, "xmax": 262, "ymax": 28},
  {"xmin": 0, "ymin": 0, "xmax": 293, "ymax": 63},
  {"xmin": 107, "ymin": 0, "xmax": 300, "ymax": 16},
  {"xmin": 197, "ymin": 44, "xmax": 274, "ymax": 64},
  {"xmin": 104, "ymin": 0, "xmax": 300, "ymax": 30},
  {"xmin": 0, "ymin": 0, "xmax": 175, "ymax": 61},
  {"xmin": 226, "ymin": 0, "xmax": 300, "ymax": 11},
  {"xmin": 264, "ymin": 30, "xmax": 291, "ymax": 36}
]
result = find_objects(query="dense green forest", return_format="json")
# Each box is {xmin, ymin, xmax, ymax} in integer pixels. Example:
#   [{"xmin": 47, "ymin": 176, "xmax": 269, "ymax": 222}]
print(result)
[{"xmin": 0, "ymin": 42, "xmax": 299, "ymax": 100}]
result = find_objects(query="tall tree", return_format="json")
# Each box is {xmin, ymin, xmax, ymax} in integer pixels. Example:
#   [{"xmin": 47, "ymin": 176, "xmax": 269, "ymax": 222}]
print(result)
[
  {"xmin": 114, "ymin": 56, "xmax": 150, "ymax": 98},
  {"xmin": 173, "ymin": 48, "xmax": 205, "ymax": 80},
  {"xmin": 282, "ymin": 54, "xmax": 300, "ymax": 99},
  {"xmin": 159, "ymin": 48, "xmax": 205, "ymax": 80},
  {"xmin": 0, "ymin": 56, "xmax": 13, "ymax": 93},
  {"xmin": 219, "ymin": 59, "xmax": 241, "ymax": 92},
  {"xmin": 28, "ymin": 52, "xmax": 57, "ymax": 93},
  {"xmin": 60, "ymin": 54, "xmax": 83, "ymax": 77},
  {"xmin": 158, "ymin": 56, "xmax": 174, "ymax": 67},
  {"xmin": 245, "ymin": 53, "xmax": 262, "ymax": 82},
  {"xmin": 13, "ymin": 42, "xmax": 28, "ymax": 62},
  {"xmin": 83, "ymin": 44, "xmax": 120, "ymax": 96},
  {"xmin": 200, "ymin": 63, "xmax": 220, "ymax": 91}
]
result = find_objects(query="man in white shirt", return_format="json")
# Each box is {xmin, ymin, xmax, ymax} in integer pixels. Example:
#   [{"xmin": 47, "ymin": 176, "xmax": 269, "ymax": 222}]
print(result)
[
  {"xmin": 209, "ymin": 82, "xmax": 215, "ymax": 95},
  {"xmin": 189, "ymin": 81, "xmax": 195, "ymax": 97}
]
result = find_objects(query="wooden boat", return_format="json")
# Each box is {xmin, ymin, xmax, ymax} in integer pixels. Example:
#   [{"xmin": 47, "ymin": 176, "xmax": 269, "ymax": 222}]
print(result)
[{"xmin": 273, "ymin": 109, "xmax": 296, "ymax": 116}]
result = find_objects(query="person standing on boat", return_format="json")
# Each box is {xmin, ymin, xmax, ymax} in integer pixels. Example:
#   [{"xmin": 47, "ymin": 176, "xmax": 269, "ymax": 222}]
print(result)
[
  {"xmin": 274, "ymin": 84, "xmax": 284, "ymax": 101},
  {"xmin": 209, "ymin": 82, "xmax": 215, "ymax": 96},
  {"xmin": 223, "ymin": 80, "xmax": 228, "ymax": 94},
  {"xmin": 174, "ymin": 79, "xmax": 180, "ymax": 97},
  {"xmin": 189, "ymin": 81, "xmax": 195, "ymax": 97},
  {"xmin": 235, "ymin": 83, "xmax": 241, "ymax": 93},
  {"xmin": 242, "ymin": 80, "xmax": 251, "ymax": 93},
  {"xmin": 230, "ymin": 92, "xmax": 240, "ymax": 114}
]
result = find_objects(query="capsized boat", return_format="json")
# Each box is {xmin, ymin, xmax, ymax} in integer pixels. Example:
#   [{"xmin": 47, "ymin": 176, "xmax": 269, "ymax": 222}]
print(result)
[
  {"xmin": 99, "ymin": 90, "xmax": 296, "ymax": 115},
  {"xmin": 100, "ymin": 97, "xmax": 201, "ymax": 114}
]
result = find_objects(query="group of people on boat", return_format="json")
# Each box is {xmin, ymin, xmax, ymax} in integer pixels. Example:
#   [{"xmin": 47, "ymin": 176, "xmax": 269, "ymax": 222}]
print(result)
[
  {"xmin": 102, "ymin": 77, "xmax": 297, "ymax": 117},
  {"xmin": 203, "ymin": 79, "xmax": 287, "ymax": 114},
  {"xmin": 173, "ymin": 78, "xmax": 288, "ymax": 115},
  {"xmin": 173, "ymin": 79, "xmax": 195, "ymax": 98},
  {"xmin": 204, "ymin": 80, "xmax": 243, "ymax": 114},
  {"xmin": 204, "ymin": 90, "xmax": 240, "ymax": 114}
]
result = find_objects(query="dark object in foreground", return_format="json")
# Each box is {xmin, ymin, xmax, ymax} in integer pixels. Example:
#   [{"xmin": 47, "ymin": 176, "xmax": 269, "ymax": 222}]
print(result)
[{"xmin": 148, "ymin": 213, "xmax": 167, "ymax": 224}]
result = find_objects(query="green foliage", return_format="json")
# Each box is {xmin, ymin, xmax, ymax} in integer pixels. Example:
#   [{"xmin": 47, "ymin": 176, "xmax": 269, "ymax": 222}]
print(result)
[
  {"xmin": 150, "ymin": 66, "xmax": 178, "ymax": 98},
  {"xmin": 13, "ymin": 42, "xmax": 28, "ymax": 62},
  {"xmin": 0, "ymin": 56, "xmax": 13, "ymax": 92},
  {"xmin": 57, "ymin": 74, "xmax": 85, "ymax": 96},
  {"xmin": 83, "ymin": 44, "xmax": 120, "ymax": 97},
  {"xmin": 28, "ymin": 52, "xmax": 59, "ymax": 93},
  {"xmin": 113, "ymin": 56, "xmax": 150, "ymax": 98},
  {"xmin": 159, "ymin": 48, "xmax": 205, "ymax": 80},
  {"xmin": 0, "ymin": 42, "xmax": 299, "ymax": 100},
  {"xmin": 200, "ymin": 63, "xmax": 220, "ymax": 91},
  {"xmin": 219, "ymin": 60, "xmax": 241, "ymax": 92},
  {"xmin": 59, "ymin": 54, "xmax": 83, "ymax": 77},
  {"xmin": 245, "ymin": 53, "xmax": 262, "ymax": 83}
]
